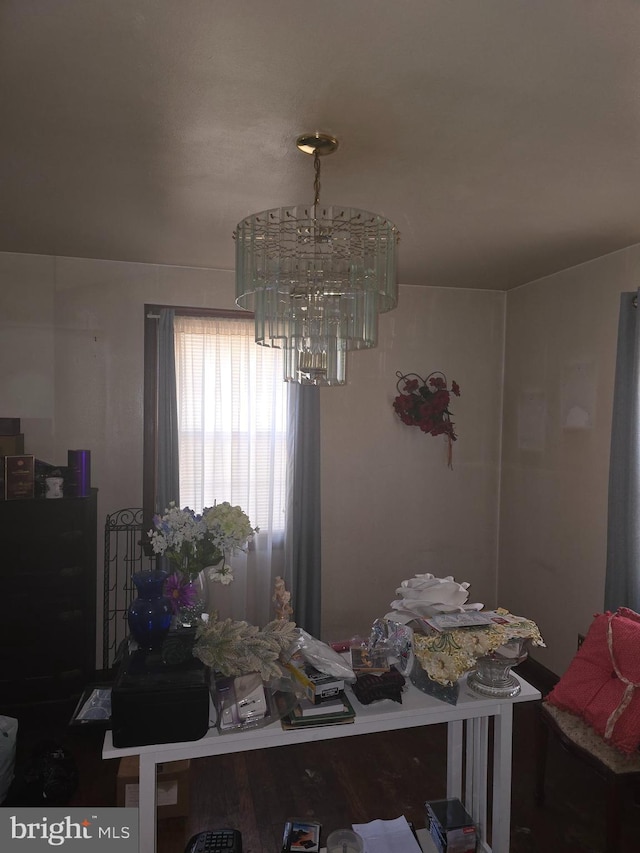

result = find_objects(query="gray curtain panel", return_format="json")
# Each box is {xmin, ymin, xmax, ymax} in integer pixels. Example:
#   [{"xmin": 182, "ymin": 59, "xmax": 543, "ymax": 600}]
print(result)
[
  {"xmin": 605, "ymin": 290, "xmax": 640, "ymax": 613},
  {"xmin": 285, "ymin": 383, "xmax": 322, "ymax": 637},
  {"xmin": 157, "ymin": 308, "xmax": 180, "ymax": 515}
]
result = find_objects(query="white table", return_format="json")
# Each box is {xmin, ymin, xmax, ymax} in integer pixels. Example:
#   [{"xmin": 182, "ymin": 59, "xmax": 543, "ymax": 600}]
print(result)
[{"xmin": 102, "ymin": 673, "xmax": 540, "ymax": 853}]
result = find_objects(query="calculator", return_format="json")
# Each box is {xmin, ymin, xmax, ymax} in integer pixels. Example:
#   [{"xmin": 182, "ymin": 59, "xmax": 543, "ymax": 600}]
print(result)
[{"xmin": 184, "ymin": 829, "xmax": 242, "ymax": 853}]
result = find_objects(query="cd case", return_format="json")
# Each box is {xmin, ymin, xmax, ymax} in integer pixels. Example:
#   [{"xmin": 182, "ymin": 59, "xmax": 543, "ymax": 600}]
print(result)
[
  {"xmin": 69, "ymin": 685, "xmax": 112, "ymax": 728},
  {"xmin": 281, "ymin": 819, "xmax": 321, "ymax": 852}
]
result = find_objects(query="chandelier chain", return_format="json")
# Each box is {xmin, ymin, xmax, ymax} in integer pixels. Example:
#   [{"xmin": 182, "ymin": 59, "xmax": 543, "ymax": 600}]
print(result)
[{"xmin": 313, "ymin": 152, "xmax": 321, "ymax": 208}]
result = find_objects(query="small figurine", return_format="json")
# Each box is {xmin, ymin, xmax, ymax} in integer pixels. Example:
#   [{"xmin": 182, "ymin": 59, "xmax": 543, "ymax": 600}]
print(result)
[{"xmin": 273, "ymin": 576, "xmax": 294, "ymax": 621}]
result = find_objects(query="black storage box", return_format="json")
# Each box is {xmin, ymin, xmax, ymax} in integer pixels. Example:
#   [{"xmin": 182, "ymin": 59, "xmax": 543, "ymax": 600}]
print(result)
[{"xmin": 111, "ymin": 643, "xmax": 211, "ymax": 748}]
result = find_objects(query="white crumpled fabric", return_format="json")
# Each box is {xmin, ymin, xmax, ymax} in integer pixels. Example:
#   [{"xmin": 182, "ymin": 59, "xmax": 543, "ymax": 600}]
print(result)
[{"xmin": 384, "ymin": 573, "xmax": 483, "ymax": 624}]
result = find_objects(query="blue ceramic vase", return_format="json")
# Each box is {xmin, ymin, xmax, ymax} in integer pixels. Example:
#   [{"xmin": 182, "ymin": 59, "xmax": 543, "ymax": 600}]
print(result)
[{"xmin": 127, "ymin": 569, "xmax": 172, "ymax": 650}]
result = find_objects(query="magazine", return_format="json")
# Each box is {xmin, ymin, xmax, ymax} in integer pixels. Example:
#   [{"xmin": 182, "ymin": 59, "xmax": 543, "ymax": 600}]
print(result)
[{"xmin": 423, "ymin": 611, "xmax": 522, "ymax": 632}]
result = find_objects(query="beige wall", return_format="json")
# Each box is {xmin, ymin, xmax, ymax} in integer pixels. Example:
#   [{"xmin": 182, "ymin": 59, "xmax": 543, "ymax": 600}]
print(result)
[
  {"xmin": 3, "ymin": 243, "xmax": 639, "ymax": 676},
  {"xmin": 499, "ymin": 244, "xmax": 640, "ymax": 675},
  {"xmin": 1, "ymin": 253, "xmax": 237, "ymax": 523},
  {"xmin": 0, "ymin": 252, "xmax": 506, "ymax": 663},
  {"xmin": 0, "ymin": 252, "xmax": 238, "ymax": 664},
  {"xmin": 0, "ymin": 253, "xmax": 56, "ymax": 459},
  {"xmin": 321, "ymin": 285, "xmax": 505, "ymax": 640}
]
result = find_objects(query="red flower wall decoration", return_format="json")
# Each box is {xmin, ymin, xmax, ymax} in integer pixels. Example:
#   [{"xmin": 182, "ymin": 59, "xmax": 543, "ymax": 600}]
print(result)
[{"xmin": 393, "ymin": 371, "xmax": 461, "ymax": 468}]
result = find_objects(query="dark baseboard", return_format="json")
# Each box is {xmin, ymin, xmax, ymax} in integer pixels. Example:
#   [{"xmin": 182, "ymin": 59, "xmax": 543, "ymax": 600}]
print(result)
[{"xmin": 516, "ymin": 656, "xmax": 559, "ymax": 697}]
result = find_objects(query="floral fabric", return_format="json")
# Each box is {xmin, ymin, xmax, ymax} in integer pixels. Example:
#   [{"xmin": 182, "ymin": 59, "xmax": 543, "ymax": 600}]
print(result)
[{"xmin": 411, "ymin": 611, "xmax": 544, "ymax": 686}]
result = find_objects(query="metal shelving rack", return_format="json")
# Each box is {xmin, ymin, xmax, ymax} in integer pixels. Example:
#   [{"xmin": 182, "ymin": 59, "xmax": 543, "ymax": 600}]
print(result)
[{"xmin": 103, "ymin": 507, "xmax": 153, "ymax": 670}]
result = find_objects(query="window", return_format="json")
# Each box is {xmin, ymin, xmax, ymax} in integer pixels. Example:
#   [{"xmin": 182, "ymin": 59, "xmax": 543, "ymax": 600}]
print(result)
[
  {"xmin": 174, "ymin": 314, "xmax": 287, "ymax": 534},
  {"xmin": 143, "ymin": 304, "xmax": 320, "ymax": 633}
]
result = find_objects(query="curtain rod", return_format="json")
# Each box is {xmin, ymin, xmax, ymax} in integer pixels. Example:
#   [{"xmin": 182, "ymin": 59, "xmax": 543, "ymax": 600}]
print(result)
[{"xmin": 145, "ymin": 305, "xmax": 253, "ymax": 319}]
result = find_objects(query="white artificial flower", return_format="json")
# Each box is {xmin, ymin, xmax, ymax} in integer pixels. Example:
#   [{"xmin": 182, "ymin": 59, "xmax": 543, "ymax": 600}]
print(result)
[{"xmin": 209, "ymin": 565, "xmax": 234, "ymax": 585}]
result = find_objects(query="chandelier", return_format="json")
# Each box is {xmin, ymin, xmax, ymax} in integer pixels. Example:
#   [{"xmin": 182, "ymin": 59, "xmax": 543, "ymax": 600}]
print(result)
[{"xmin": 234, "ymin": 133, "xmax": 399, "ymax": 385}]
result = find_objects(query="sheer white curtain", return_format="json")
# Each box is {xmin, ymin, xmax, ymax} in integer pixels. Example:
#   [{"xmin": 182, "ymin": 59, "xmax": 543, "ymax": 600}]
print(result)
[{"xmin": 173, "ymin": 314, "xmax": 287, "ymax": 626}]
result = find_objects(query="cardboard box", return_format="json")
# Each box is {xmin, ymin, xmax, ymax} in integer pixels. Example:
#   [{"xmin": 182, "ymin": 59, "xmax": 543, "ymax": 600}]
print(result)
[
  {"xmin": 116, "ymin": 757, "xmax": 191, "ymax": 819},
  {"xmin": 0, "ymin": 418, "xmax": 20, "ymax": 435},
  {"xmin": 284, "ymin": 660, "xmax": 344, "ymax": 702},
  {"xmin": 0, "ymin": 434, "xmax": 24, "ymax": 457},
  {"xmin": 426, "ymin": 798, "xmax": 477, "ymax": 853}
]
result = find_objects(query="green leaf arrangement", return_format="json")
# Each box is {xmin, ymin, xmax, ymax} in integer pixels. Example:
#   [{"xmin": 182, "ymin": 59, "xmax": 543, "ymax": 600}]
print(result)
[{"xmin": 193, "ymin": 615, "xmax": 299, "ymax": 681}]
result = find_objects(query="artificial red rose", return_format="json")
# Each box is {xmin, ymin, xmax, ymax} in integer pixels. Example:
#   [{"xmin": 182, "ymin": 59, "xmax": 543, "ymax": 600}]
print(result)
[
  {"xmin": 419, "ymin": 401, "xmax": 434, "ymax": 418},
  {"xmin": 394, "ymin": 394, "xmax": 418, "ymax": 425},
  {"xmin": 393, "ymin": 373, "xmax": 461, "ymax": 464},
  {"xmin": 430, "ymin": 389, "xmax": 450, "ymax": 415}
]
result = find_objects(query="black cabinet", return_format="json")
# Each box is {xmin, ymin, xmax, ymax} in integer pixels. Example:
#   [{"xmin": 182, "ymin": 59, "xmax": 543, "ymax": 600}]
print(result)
[{"xmin": 0, "ymin": 489, "xmax": 98, "ymax": 712}]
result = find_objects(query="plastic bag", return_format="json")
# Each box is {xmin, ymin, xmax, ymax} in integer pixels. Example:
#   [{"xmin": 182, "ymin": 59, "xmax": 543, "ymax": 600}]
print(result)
[
  {"xmin": 0, "ymin": 716, "xmax": 18, "ymax": 804},
  {"xmin": 290, "ymin": 629, "xmax": 356, "ymax": 681}
]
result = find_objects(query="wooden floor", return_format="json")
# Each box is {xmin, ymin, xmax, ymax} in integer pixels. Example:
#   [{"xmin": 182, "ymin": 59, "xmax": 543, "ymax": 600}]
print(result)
[{"xmin": 5, "ymin": 665, "xmax": 640, "ymax": 853}]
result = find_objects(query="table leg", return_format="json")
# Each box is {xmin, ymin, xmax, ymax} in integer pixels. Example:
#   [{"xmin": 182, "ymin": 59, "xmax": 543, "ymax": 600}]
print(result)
[
  {"xmin": 138, "ymin": 753, "xmax": 158, "ymax": 853},
  {"xmin": 464, "ymin": 719, "xmax": 474, "ymax": 806},
  {"xmin": 450, "ymin": 717, "xmax": 491, "ymax": 853},
  {"xmin": 447, "ymin": 720, "xmax": 463, "ymax": 800},
  {"xmin": 471, "ymin": 717, "xmax": 489, "ymax": 848},
  {"xmin": 491, "ymin": 704, "xmax": 514, "ymax": 853},
  {"xmin": 462, "ymin": 718, "xmax": 489, "ymax": 846}
]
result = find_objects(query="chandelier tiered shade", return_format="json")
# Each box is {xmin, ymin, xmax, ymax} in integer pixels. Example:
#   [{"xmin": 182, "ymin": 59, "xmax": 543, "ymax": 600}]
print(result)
[
  {"xmin": 234, "ymin": 133, "xmax": 399, "ymax": 385},
  {"xmin": 235, "ymin": 204, "xmax": 399, "ymax": 384}
]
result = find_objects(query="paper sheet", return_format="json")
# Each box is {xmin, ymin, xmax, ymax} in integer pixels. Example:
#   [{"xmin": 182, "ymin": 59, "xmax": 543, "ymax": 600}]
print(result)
[{"xmin": 352, "ymin": 816, "xmax": 422, "ymax": 853}]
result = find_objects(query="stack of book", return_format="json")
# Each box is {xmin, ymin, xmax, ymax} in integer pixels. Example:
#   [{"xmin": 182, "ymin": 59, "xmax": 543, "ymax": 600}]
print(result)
[{"xmin": 280, "ymin": 691, "xmax": 356, "ymax": 730}]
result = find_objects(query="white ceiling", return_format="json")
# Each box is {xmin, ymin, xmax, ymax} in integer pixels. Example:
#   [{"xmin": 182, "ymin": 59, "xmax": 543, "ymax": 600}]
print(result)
[{"xmin": 2, "ymin": 1, "xmax": 640, "ymax": 290}]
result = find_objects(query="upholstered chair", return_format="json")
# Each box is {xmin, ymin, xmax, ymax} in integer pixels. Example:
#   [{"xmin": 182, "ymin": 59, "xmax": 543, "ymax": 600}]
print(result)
[{"xmin": 536, "ymin": 608, "xmax": 640, "ymax": 853}]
